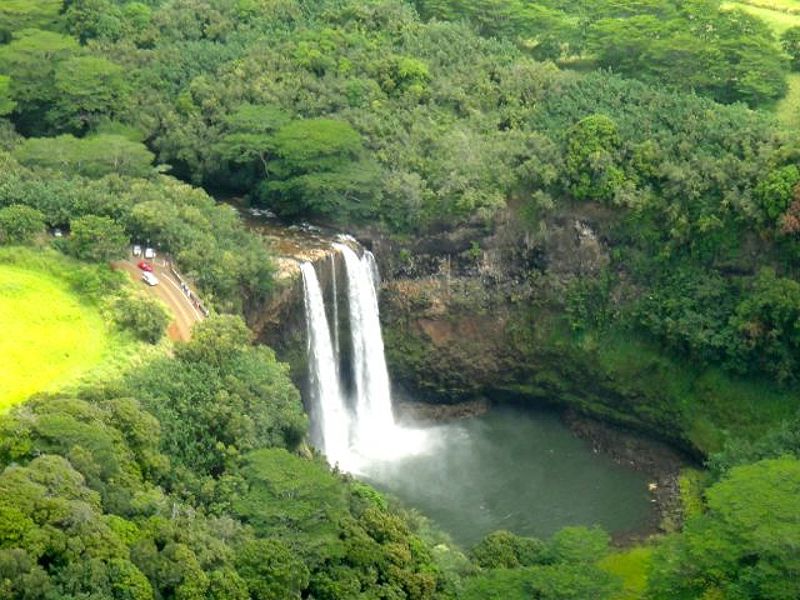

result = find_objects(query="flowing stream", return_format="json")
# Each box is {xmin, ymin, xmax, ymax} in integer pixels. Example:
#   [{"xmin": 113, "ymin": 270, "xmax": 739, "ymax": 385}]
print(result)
[{"xmin": 300, "ymin": 243, "xmax": 653, "ymax": 544}]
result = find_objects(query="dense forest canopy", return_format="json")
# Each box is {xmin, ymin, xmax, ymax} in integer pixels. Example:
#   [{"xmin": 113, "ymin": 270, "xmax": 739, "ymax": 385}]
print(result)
[
  {"xmin": 415, "ymin": 0, "xmax": 791, "ymax": 106},
  {"xmin": 2, "ymin": 0, "xmax": 799, "ymax": 383},
  {"xmin": 0, "ymin": 0, "xmax": 799, "ymax": 598}
]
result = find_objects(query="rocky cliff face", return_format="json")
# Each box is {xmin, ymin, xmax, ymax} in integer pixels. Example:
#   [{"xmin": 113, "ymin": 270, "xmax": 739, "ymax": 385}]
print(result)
[
  {"xmin": 357, "ymin": 206, "xmax": 700, "ymax": 455},
  {"xmin": 243, "ymin": 216, "xmax": 343, "ymax": 392}
]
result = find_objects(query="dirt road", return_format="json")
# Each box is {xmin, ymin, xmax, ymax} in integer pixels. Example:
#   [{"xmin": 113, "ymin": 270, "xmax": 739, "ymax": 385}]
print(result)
[{"xmin": 114, "ymin": 260, "xmax": 203, "ymax": 341}]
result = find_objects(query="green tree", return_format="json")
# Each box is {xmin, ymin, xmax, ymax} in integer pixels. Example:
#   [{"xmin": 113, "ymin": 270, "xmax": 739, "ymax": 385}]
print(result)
[
  {"xmin": 461, "ymin": 564, "xmax": 619, "ymax": 600},
  {"xmin": 68, "ymin": 214, "xmax": 129, "ymax": 262},
  {"xmin": 549, "ymin": 526, "xmax": 610, "ymax": 564},
  {"xmin": 463, "ymin": 526, "xmax": 616, "ymax": 600},
  {"xmin": 471, "ymin": 530, "xmax": 549, "ymax": 569},
  {"xmin": 782, "ymin": 26, "xmax": 800, "ymax": 71},
  {"xmin": 0, "ymin": 29, "xmax": 79, "ymax": 133},
  {"xmin": 0, "ymin": 75, "xmax": 16, "ymax": 116},
  {"xmin": 50, "ymin": 55, "xmax": 129, "ymax": 133},
  {"xmin": 113, "ymin": 295, "xmax": 170, "ymax": 344},
  {"xmin": 755, "ymin": 165, "xmax": 800, "ymax": 222},
  {"xmin": 131, "ymin": 317, "xmax": 306, "ymax": 481},
  {"xmin": 13, "ymin": 134, "xmax": 155, "ymax": 178},
  {"xmin": 234, "ymin": 449, "xmax": 349, "ymax": 550},
  {"xmin": 564, "ymin": 114, "xmax": 626, "ymax": 203},
  {"xmin": 724, "ymin": 35, "xmax": 788, "ymax": 107},
  {"xmin": 235, "ymin": 539, "xmax": 310, "ymax": 600},
  {"xmin": 0, "ymin": 204, "xmax": 45, "ymax": 244},
  {"xmin": 647, "ymin": 457, "xmax": 800, "ymax": 599},
  {"xmin": 0, "ymin": 0, "xmax": 64, "ymax": 37},
  {"xmin": 174, "ymin": 314, "xmax": 251, "ymax": 368},
  {"xmin": 216, "ymin": 104, "xmax": 290, "ymax": 171},
  {"xmin": 66, "ymin": 0, "xmax": 124, "ymax": 43},
  {"xmin": 731, "ymin": 268, "xmax": 800, "ymax": 382},
  {"xmin": 263, "ymin": 118, "xmax": 381, "ymax": 219}
]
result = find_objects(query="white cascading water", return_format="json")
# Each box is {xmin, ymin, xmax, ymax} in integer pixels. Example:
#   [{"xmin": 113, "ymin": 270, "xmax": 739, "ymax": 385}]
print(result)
[
  {"xmin": 300, "ymin": 262, "xmax": 351, "ymax": 467},
  {"xmin": 302, "ymin": 243, "xmax": 433, "ymax": 473},
  {"xmin": 329, "ymin": 252, "xmax": 339, "ymax": 367},
  {"xmin": 335, "ymin": 244, "xmax": 396, "ymax": 439}
]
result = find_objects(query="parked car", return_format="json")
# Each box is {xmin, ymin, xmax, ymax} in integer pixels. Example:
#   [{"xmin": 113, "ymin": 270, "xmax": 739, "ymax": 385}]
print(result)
[
  {"xmin": 133, "ymin": 245, "xmax": 142, "ymax": 257},
  {"xmin": 137, "ymin": 260, "xmax": 154, "ymax": 272},
  {"xmin": 144, "ymin": 247, "xmax": 156, "ymax": 259},
  {"xmin": 53, "ymin": 228, "xmax": 63, "ymax": 238},
  {"xmin": 141, "ymin": 272, "xmax": 159, "ymax": 286}
]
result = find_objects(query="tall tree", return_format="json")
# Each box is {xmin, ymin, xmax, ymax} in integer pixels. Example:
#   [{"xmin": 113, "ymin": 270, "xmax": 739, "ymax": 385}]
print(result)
[
  {"xmin": 0, "ymin": 0, "xmax": 64, "ymax": 38},
  {"xmin": 263, "ymin": 118, "xmax": 381, "ymax": 219},
  {"xmin": 68, "ymin": 214, "xmax": 129, "ymax": 262},
  {"xmin": 0, "ymin": 28, "xmax": 78, "ymax": 133},
  {"xmin": 50, "ymin": 56, "xmax": 129, "ymax": 133},
  {"xmin": 13, "ymin": 134, "xmax": 155, "ymax": 178}
]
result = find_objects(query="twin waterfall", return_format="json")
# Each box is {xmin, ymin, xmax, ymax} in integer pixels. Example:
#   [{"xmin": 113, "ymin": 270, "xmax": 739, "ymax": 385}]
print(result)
[{"xmin": 301, "ymin": 242, "xmax": 429, "ymax": 472}]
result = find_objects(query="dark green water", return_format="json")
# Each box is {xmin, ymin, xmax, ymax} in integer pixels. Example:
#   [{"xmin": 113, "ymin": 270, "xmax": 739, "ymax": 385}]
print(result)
[{"xmin": 361, "ymin": 406, "xmax": 654, "ymax": 548}]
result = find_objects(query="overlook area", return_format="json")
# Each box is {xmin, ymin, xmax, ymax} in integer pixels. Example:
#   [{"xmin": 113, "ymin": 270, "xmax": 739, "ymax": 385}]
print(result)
[{"xmin": 0, "ymin": 0, "xmax": 799, "ymax": 599}]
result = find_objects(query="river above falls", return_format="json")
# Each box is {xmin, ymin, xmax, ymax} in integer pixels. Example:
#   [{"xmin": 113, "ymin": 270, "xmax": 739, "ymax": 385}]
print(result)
[{"xmin": 359, "ymin": 405, "xmax": 655, "ymax": 548}]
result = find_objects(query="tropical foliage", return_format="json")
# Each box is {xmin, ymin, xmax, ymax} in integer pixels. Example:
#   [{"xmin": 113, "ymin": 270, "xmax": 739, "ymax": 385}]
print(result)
[{"xmin": 1, "ymin": 0, "xmax": 799, "ymax": 598}]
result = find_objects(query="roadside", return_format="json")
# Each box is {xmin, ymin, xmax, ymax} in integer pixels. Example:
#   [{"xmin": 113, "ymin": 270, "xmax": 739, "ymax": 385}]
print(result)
[{"xmin": 113, "ymin": 257, "xmax": 205, "ymax": 341}]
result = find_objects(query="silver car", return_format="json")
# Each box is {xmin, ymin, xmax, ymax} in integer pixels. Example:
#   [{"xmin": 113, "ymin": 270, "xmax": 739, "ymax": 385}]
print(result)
[{"xmin": 141, "ymin": 272, "xmax": 159, "ymax": 286}]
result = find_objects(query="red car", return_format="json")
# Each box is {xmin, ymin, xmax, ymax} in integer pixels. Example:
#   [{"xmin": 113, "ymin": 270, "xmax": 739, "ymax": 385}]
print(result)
[{"xmin": 137, "ymin": 260, "xmax": 154, "ymax": 272}]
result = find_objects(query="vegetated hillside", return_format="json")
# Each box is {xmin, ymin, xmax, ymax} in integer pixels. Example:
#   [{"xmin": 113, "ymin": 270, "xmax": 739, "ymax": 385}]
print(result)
[
  {"xmin": 3, "ymin": 0, "xmax": 798, "ymax": 391},
  {"xmin": 0, "ymin": 1, "xmax": 798, "ymax": 599},
  {"xmin": 413, "ymin": 0, "xmax": 790, "ymax": 107}
]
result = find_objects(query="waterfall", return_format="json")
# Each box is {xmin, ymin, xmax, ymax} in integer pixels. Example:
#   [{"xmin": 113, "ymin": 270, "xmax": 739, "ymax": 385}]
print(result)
[
  {"xmin": 300, "ymin": 262, "xmax": 350, "ymax": 467},
  {"xmin": 330, "ymin": 253, "xmax": 339, "ymax": 367},
  {"xmin": 302, "ymin": 244, "xmax": 433, "ymax": 472},
  {"xmin": 334, "ymin": 244, "xmax": 396, "ymax": 447}
]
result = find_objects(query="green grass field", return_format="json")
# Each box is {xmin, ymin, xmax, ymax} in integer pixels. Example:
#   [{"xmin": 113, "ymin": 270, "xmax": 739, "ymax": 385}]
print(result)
[
  {"xmin": 727, "ymin": 0, "xmax": 800, "ymax": 16},
  {"xmin": 0, "ymin": 264, "xmax": 110, "ymax": 409},
  {"xmin": 725, "ymin": 1, "xmax": 800, "ymax": 30},
  {"xmin": 0, "ymin": 248, "xmax": 166, "ymax": 411}
]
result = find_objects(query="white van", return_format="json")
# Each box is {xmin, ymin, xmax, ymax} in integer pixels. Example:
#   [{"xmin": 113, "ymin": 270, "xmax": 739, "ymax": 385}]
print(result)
[
  {"xmin": 141, "ymin": 272, "xmax": 159, "ymax": 286},
  {"xmin": 144, "ymin": 247, "xmax": 156, "ymax": 259}
]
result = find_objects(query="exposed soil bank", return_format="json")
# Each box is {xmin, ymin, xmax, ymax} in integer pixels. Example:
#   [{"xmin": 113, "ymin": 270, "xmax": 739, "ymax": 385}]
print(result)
[{"xmin": 395, "ymin": 397, "xmax": 490, "ymax": 423}]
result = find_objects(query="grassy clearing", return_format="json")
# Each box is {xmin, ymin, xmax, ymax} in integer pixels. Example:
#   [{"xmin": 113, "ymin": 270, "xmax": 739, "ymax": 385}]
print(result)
[
  {"xmin": 727, "ymin": 0, "xmax": 800, "ymax": 16},
  {"xmin": 0, "ymin": 247, "xmax": 165, "ymax": 410},
  {"xmin": 724, "ymin": 1, "xmax": 800, "ymax": 31},
  {"xmin": 598, "ymin": 546, "xmax": 654, "ymax": 600},
  {"xmin": 775, "ymin": 72, "xmax": 800, "ymax": 129},
  {"xmin": 0, "ymin": 264, "xmax": 108, "ymax": 408}
]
